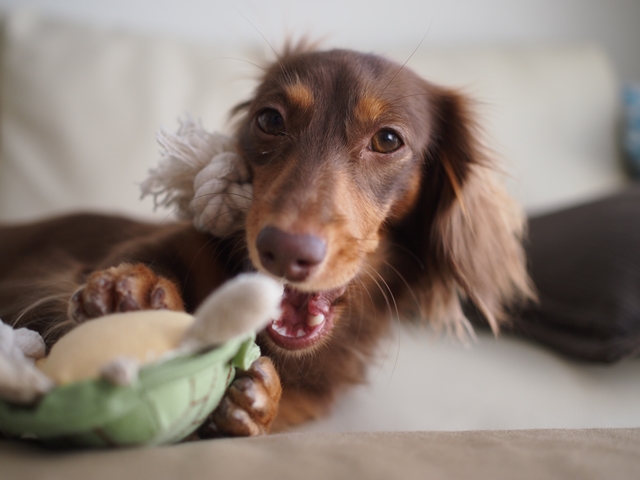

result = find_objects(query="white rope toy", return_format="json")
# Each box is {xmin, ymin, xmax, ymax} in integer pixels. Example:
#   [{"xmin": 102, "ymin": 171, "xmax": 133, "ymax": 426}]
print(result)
[{"xmin": 141, "ymin": 116, "xmax": 253, "ymax": 237}]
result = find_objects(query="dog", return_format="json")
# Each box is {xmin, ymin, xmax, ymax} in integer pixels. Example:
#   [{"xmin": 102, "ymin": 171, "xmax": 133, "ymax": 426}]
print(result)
[{"xmin": 0, "ymin": 45, "xmax": 533, "ymax": 436}]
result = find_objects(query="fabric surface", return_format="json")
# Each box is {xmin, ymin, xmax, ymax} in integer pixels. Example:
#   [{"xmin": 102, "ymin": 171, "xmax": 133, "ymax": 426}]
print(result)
[
  {"xmin": 393, "ymin": 44, "xmax": 626, "ymax": 214},
  {"xmin": 511, "ymin": 186, "xmax": 640, "ymax": 362},
  {"xmin": 0, "ymin": 10, "xmax": 627, "ymax": 222},
  {"xmin": 0, "ymin": 10, "xmax": 255, "ymax": 221},
  {"xmin": 1, "ymin": 429, "xmax": 639, "ymax": 480}
]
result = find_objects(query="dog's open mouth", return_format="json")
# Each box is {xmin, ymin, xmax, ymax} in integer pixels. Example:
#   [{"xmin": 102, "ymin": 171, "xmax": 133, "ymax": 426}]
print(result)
[{"xmin": 266, "ymin": 284, "xmax": 346, "ymax": 350}]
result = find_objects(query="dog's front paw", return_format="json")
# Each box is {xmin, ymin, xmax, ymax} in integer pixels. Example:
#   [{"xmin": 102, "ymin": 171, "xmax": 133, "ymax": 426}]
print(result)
[
  {"xmin": 197, "ymin": 357, "xmax": 282, "ymax": 438},
  {"xmin": 69, "ymin": 263, "xmax": 184, "ymax": 322}
]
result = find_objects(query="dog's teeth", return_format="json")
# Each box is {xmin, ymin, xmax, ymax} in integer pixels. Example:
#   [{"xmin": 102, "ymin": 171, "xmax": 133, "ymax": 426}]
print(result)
[
  {"xmin": 296, "ymin": 329, "xmax": 305, "ymax": 338},
  {"xmin": 273, "ymin": 324, "xmax": 289, "ymax": 336},
  {"xmin": 308, "ymin": 313, "xmax": 325, "ymax": 327}
]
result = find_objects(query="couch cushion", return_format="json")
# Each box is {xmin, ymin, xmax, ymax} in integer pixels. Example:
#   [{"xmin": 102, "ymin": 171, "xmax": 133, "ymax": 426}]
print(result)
[
  {"xmin": 401, "ymin": 45, "xmax": 627, "ymax": 213},
  {"xmin": 0, "ymin": 11, "xmax": 628, "ymax": 221},
  {"xmin": 0, "ymin": 11, "xmax": 256, "ymax": 221},
  {"xmin": 509, "ymin": 186, "xmax": 640, "ymax": 362},
  {"xmin": 1, "ymin": 429, "xmax": 639, "ymax": 480}
]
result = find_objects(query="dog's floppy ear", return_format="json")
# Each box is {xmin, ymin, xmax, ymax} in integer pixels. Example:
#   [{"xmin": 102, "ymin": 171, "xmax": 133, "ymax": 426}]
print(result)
[{"xmin": 397, "ymin": 87, "xmax": 534, "ymax": 339}]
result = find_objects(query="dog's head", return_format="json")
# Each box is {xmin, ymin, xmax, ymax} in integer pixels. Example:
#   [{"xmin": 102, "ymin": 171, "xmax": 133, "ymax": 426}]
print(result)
[{"xmin": 233, "ymin": 47, "xmax": 533, "ymax": 352}]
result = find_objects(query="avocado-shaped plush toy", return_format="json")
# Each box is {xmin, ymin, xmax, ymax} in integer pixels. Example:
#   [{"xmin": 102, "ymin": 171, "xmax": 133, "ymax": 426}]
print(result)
[{"xmin": 0, "ymin": 273, "xmax": 282, "ymax": 447}]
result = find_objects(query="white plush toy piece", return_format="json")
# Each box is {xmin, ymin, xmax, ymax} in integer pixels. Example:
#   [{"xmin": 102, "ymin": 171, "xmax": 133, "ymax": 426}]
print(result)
[
  {"xmin": 0, "ymin": 324, "xmax": 53, "ymax": 403},
  {"xmin": 141, "ymin": 116, "xmax": 253, "ymax": 237}
]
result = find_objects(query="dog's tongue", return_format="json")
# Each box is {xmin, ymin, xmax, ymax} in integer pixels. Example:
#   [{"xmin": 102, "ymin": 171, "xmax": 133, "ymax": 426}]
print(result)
[
  {"xmin": 288, "ymin": 287, "xmax": 335, "ymax": 314},
  {"xmin": 271, "ymin": 288, "xmax": 331, "ymax": 338},
  {"xmin": 268, "ymin": 286, "xmax": 345, "ymax": 347}
]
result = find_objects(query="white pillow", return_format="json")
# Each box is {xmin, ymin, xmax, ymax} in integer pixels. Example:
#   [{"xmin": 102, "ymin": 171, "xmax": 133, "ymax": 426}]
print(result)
[
  {"xmin": 399, "ymin": 46, "xmax": 627, "ymax": 214},
  {"xmin": 0, "ymin": 11, "xmax": 257, "ymax": 221}
]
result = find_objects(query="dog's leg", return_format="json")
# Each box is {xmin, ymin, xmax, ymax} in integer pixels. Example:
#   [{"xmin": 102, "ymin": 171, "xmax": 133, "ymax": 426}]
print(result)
[
  {"xmin": 196, "ymin": 357, "xmax": 282, "ymax": 437},
  {"xmin": 68, "ymin": 263, "xmax": 184, "ymax": 322}
]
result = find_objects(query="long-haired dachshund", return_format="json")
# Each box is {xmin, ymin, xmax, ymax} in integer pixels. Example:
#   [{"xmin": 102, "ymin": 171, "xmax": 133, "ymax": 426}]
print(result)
[{"xmin": 0, "ymin": 45, "xmax": 533, "ymax": 436}]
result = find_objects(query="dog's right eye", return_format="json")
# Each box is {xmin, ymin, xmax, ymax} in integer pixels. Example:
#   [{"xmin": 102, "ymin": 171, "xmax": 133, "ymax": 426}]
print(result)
[
  {"xmin": 256, "ymin": 109, "xmax": 285, "ymax": 136},
  {"xmin": 370, "ymin": 129, "xmax": 403, "ymax": 153}
]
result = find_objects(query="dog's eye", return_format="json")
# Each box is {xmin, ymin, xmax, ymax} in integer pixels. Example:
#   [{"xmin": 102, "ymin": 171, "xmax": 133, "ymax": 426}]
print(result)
[
  {"xmin": 256, "ymin": 109, "xmax": 285, "ymax": 136},
  {"xmin": 370, "ymin": 130, "xmax": 402, "ymax": 153}
]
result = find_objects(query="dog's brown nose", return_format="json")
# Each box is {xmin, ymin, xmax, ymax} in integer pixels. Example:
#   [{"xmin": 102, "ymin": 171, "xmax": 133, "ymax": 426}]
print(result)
[{"xmin": 256, "ymin": 226, "xmax": 327, "ymax": 282}]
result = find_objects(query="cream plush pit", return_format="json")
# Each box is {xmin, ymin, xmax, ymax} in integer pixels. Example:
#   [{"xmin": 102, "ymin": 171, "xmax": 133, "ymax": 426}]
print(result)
[
  {"xmin": 38, "ymin": 310, "xmax": 196, "ymax": 385},
  {"xmin": 39, "ymin": 267, "xmax": 285, "ymax": 387}
]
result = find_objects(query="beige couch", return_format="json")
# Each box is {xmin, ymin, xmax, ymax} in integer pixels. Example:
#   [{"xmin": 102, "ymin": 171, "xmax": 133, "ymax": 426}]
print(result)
[
  {"xmin": 1, "ymin": 10, "xmax": 639, "ymax": 478},
  {"xmin": 3, "ymin": 429, "xmax": 640, "ymax": 480}
]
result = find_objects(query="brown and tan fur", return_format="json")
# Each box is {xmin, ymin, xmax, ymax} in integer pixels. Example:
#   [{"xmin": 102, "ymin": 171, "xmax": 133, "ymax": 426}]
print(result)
[{"xmin": 0, "ymin": 46, "xmax": 533, "ymax": 436}]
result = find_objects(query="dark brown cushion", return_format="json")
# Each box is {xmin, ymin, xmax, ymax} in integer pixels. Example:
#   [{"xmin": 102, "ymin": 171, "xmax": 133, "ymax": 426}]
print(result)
[{"xmin": 510, "ymin": 186, "xmax": 640, "ymax": 362}]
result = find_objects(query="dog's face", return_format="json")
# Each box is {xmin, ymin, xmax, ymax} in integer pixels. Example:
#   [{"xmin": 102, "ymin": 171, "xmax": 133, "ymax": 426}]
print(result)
[
  {"xmin": 236, "ymin": 49, "xmax": 430, "ymax": 350},
  {"xmin": 235, "ymin": 48, "xmax": 532, "ymax": 353}
]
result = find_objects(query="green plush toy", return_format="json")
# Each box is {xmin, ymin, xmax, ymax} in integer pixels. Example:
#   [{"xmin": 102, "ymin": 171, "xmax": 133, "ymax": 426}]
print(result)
[{"xmin": 0, "ymin": 273, "xmax": 282, "ymax": 447}]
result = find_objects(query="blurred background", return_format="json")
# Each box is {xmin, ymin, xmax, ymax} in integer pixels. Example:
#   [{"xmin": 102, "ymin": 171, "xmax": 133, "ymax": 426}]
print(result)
[
  {"xmin": 1, "ymin": 0, "xmax": 638, "ymax": 219},
  {"xmin": 0, "ymin": 0, "xmax": 639, "ymax": 432},
  {"xmin": 0, "ymin": 0, "xmax": 638, "ymax": 82}
]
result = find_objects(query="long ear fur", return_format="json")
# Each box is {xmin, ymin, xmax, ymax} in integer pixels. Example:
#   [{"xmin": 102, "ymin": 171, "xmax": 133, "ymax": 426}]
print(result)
[{"xmin": 397, "ymin": 88, "xmax": 534, "ymax": 340}]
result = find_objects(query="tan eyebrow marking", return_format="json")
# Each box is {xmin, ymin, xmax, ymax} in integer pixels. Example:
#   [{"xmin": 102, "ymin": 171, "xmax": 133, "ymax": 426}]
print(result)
[
  {"xmin": 355, "ymin": 95, "xmax": 388, "ymax": 123},
  {"xmin": 284, "ymin": 82, "xmax": 315, "ymax": 110}
]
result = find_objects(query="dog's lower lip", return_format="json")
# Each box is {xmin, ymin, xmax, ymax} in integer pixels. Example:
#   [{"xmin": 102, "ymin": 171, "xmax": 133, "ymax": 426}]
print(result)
[{"xmin": 265, "ymin": 285, "xmax": 346, "ymax": 350}]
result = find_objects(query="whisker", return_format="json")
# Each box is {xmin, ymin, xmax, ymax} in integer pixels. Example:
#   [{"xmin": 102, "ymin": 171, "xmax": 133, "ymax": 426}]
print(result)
[
  {"xmin": 360, "ymin": 268, "xmax": 391, "ymax": 317},
  {"xmin": 42, "ymin": 317, "xmax": 78, "ymax": 346},
  {"xmin": 364, "ymin": 263, "xmax": 403, "ymax": 385},
  {"xmin": 12, "ymin": 292, "xmax": 72, "ymax": 327},
  {"xmin": 352, "ymin": 278, "xmax": 375, "ymax": 345},
  {"xmin": 229, "ymin": 3, "xmax": 283, "ymax": 70},
  {"xmin": 195, "ymin": 205, "xmax": 247, "ymax": 236},
  {"xmin": 382, "ymin": 24, "xmax": 432, "ymax": 92},
  {"xmin": 182, "ymin": 234, "xmax": 222, "ymax": 291},
  {"xmin": 379, "ymin": 258, "xmax": 422, "ymax": 315},
  {"xmin": 200, "ymin": 56, "xmax": 267, "ymax": 74},
  {"xmin": 223, "ymin": 235, "xmax": 251, "ymax": 273},
  {"xmin": 368, "ymin": 265, "xmax": 400, "ymax": 324},
  {"xmin": 358, "ymin": 265, "xmax": 401, "ymax": 385},
  {"xmin": 386, "ymin": 240, "xmax": 425, "ymax": 269},
  {"xmin": 387, "ymin": 92, "xmax": 432, "ymax": 107}
]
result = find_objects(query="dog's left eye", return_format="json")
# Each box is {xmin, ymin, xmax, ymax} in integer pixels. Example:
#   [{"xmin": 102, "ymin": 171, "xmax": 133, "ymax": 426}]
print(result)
[
  {"xmin": 370, "ymin": 130, "xmax": 402, "ymax": 153},
  {"xmin": 256, "ymin": 109, "xmax": 286, "ymax": 136}
]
